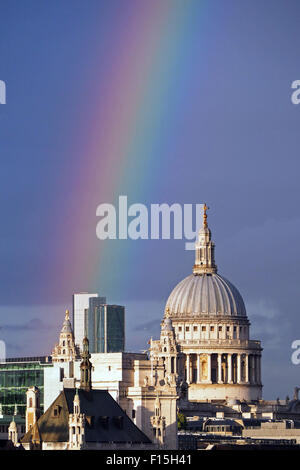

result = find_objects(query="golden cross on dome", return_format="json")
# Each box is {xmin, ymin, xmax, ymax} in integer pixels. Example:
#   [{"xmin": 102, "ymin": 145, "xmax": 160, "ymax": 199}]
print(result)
[
  {"xmin": 203, "ymin": 203, "xmax": 209, "ymax": 228},
  {"xmin": 65, "ymin": 309, "xmax": 70, "ymax": 320}
]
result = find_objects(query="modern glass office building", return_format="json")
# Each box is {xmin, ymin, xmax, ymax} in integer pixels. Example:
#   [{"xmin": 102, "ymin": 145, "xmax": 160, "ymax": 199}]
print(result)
[
  {"xmin": 86, "ymin": 299, "xmax": 125, "ymax": 353},
  {"xmin": 0, "ymin": 356, "xmax": 52, "ymax": 417}
]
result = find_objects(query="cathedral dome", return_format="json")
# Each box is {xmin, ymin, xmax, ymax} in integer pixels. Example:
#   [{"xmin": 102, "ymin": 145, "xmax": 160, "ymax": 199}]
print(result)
[
  {"xmin": 165, "ymin": 273, "xmax": 246, "ymax": 318},
  {"xmin": 164, "ymin": 204, "xmax": 247, "ymax": 319}
]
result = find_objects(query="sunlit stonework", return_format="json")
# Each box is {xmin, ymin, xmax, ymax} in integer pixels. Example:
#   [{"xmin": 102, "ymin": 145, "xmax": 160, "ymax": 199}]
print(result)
[
  {"xmin": 52, "ymin": 310, "xmax": 81, "ymax": 363},
  {"xmin": 150, "ymin": 205, "xmax": 262, "ymax": 402}
]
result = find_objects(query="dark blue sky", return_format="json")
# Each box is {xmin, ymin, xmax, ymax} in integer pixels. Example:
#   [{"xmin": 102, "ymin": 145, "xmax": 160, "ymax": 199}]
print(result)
[{"xmin": 0, "ymin": 0, "xmax": 300, "ymax": 398}]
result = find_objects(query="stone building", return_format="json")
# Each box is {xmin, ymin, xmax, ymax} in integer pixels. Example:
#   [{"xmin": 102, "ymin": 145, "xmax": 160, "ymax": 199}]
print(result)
[
  {"xmin": 44, "ymin": 310, "xmax": 179, "ymax": 449},
  {"xmin": 21, "ymin": 338, "xmax": 158, "ymax": 450},
  {"xmin": 150, "ymin": 205, "xmax": 262, "ymax": 402}
]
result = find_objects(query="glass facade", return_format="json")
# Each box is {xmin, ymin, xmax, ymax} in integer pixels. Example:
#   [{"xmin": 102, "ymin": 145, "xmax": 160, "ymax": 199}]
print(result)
[
  {"xmin": 86, "ymin": 300, "xmax": 125, "ymax": 353},
  {"xmin": 106, "ymin": 305, "xmax": 125, "ymax": 353},
  {"xmin": 0, "ymin": 357, "xmax": 52, "ymax": 417}
]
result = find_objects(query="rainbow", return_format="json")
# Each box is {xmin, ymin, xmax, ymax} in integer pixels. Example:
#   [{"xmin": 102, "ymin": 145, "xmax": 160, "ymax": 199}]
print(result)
[{"xmin": 47, "ymin": 1, "xmax": 210, "ymax": 303}]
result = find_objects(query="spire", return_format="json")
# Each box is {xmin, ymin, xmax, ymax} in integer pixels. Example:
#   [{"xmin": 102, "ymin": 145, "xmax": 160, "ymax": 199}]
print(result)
[
  {"xmin": 73, "ymin": 388, "xmax": 80, "ymax": 414},
  {"xmin": 193, "ymin": 203, "xmax": 217, "ymax": 275},
  {"xmin": 203, "ymin": 203, "xmax": 209, "ymax": 228},
  {"xmin": 80, "ymin": 337, "xmax": 92, "ymax": 392}
]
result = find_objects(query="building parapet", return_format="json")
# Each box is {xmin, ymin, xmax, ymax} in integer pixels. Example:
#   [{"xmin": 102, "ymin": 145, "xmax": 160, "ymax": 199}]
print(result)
[{"xmin": 179, "ymin": 339, "xmax": 261, "ymax": 349}]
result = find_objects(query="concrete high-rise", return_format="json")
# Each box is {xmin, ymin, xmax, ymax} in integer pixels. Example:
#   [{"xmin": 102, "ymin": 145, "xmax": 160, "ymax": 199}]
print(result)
[{"xmin": 72, "ymin": 293, "xmax": 100, "ymax": 349}]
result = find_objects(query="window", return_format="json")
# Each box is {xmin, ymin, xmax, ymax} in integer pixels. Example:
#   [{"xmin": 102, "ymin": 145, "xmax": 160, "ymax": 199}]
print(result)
[
  {"xmin": 193, "ymin": 326, "xmax": 197, "ymax": 331},
  {"xmin": 113, "ymin": 416, "xmax": 124, "ymax": 429},
  {"xmin": 210, "ymin": 326, "xmax": 214, "ymax": 331},
  {"xmin": 226, "ymin": 326, "xmax": 230, "ymax": 332},
  {"xmin": 132, "ymin": 409, "xmax": 136, "ymax": 419},
  {"xmin": 86, "ymin": 416, "xmax": 94, "ymax": 428},
  {"xmin": 53, "ymin": 405, "xmax": 61, "ymax": 417},
  {"xmin": 202, "ymin": 326, "xmax": 206, "ymax": 331},
  {"xmin": 178, "ymin": 327, "xmax": 182, "ymax": 332},
  {"xmin": 99, "ymin": 416, "xmax": 109, "ymax": 429},
  {"xmin": 186, "ymin": 326, "xmax": 189, "ymax": 332},
  {"xmin": 219, "ymin": 326, "xmax": 222, "ymax": 331}
]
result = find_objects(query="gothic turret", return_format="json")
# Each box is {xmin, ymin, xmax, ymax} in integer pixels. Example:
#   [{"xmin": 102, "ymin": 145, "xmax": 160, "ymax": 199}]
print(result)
[
  {"xmin": 68, "ymin": 388, "xmax": 85, "ymax": 450},
  {"xmin": 80, "ymin": 337, "xmax": 92, "ymax": 392},
  {"xmin": 8, "ymin": 417, "xmax": 18, "ymax": 447}
]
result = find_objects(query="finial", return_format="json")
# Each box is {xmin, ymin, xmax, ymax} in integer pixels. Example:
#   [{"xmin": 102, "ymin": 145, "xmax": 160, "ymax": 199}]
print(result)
[
  {"xmin": 165, "ymin": 307, "xmax": 170, "ymax": 318},
  {"xmin": 203, "ymin": 203, "xmax": 209, "ymax": 228},
  {"xmin": 65, "ymin": 309, "xmax": 69, "ymax": 320}
]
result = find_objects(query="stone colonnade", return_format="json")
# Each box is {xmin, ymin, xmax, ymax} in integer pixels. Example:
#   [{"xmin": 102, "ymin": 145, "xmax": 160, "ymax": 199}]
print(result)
[{"xmin": 181, "ymin": 352, "xmax": 261, "ymax": 385}]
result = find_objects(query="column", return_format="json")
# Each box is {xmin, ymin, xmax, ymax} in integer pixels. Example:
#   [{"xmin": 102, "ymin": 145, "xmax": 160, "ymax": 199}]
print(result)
[
  {"xmin": 207, "ymin": 354, "xmax": 212, "ymax": 383},
  {"xmin": 251, "ymin": 355, "xmax": 255, "ymax": 383},
  {"xmin": 227, "ymin": 354, "xmax": 233, "ymax": 383},
  {"xmin": 197, "ymin": 354, "xmax": 201, "ymax": 383},
  {"xmin": 217, "ymin": 354, "xmax": 223, "ymax": 383},
  {"xmin": 237, "ymin": 354, "xmax": 241, "ymax": 383},
  {"xmin": 258, "ymin": 355, "xmax": 261, "ymax": 385},
  {"xmin": 255, "ymin": 355, "xmax": 259, "ymax": 384},
  {"xmin": 186, "ymin": 354, "xmax": 190, "ymax": 384},
  {"xmin": 245, "ymin": 354, "xmax": 249, "ymax": 383},
  {"xmin": 167, "ymin": 356, "xmax": 172, "ymax": 375}
]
